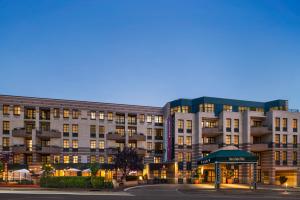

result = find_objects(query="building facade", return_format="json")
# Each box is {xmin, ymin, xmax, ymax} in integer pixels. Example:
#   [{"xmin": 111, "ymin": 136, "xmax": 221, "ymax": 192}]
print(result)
[{"xmin": 0, "ymin": 95, "xmax": 299, "ymax": 186}]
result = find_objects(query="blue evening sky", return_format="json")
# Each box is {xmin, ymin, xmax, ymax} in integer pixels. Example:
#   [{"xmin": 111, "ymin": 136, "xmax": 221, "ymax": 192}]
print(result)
[{"xmin": 0, "ymin": 0, "xmax": 300, "ymax": 108}]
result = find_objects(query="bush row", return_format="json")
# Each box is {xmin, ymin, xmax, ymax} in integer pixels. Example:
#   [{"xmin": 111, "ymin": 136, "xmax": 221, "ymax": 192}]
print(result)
[{"xmin": 40, "ymin": 176, "xmax": 113, "ymax": 189}]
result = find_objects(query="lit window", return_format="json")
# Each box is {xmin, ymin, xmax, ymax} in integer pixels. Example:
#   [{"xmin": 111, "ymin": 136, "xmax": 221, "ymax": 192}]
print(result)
[
  {"xmin": 293, "ymin": 119, "xmax": 298, "ymax": 131},
  {"xmin": 275, "ymin": 134, "xmax": 280, "ymax": 144},
  {"xmin": 282, "ymin": 151, "xmax": 287, "ymax": 161},
  {"xmin": 275, "ymin": 118, "xmax": 280, "ymax": 129},
  {"xmin": 283, "ymin": 118, "xmax": 287, "ymax": 130},
  {"xmin": 73, "ymin": 156, "xmax": 78, "ymax": 163},
  {"xmin": 186, "ymin": 136, "xmax": 192, "ymax": 146},
  {"xmin": 178, "ymin": 152, "xmax": 183, "ymax": 162},
  {"xmin": 108, "ymin": 156, "xmax": 113, "ymax": 164},
  {"xmin": 234, "ymin": 135, "xmax": 239, "ymax": 145},
  {"xmin": 72, "ymin": 140, "xmax": 78, "ymax": 149},
  {"xmin": 54, "ymin": 156, "xmax": 60, "ymax": 164},
  {"xmin": 63, "ymin": 109, "xmax": 70, "ymax": 118},
  {"xmin": 99, "ymin": 112, "xmax": 104, "ymax": 120},
  {"xmin": 225, "ymin": 135, "xmax": 231, "ymax": 145},
  {"xmin": 293, "ymin": 135, "xmax": 297, "ymax": 145},
  {"xmin": 13, "ymin": 105, "xmax": 21, "ymax": 115},
  {"xmin": 186, "ymin": 120, "xmax": 192, "ymax": 131},
  {"xmin": 178, "ymin": 136, "xmax": 184, "ymax": 146},
  {"xmin": 282, "ymin": 135, "xmax": 287, "ymax": 144},
  {"xmin": 53, "ymin": 108, "xmax": 60, "ymax": 118},
  {"xmin": 146, "ymin": 115, "xmax": 152, "ymax": 123},
  {"xmin": 181, "ymin": 106, "xmax": 189, "ymax": 113},
  {"xmin": 90, "ymin": 140, "xmax": 96, "ymax": 149},
  {"xmin": 199, "ymin": 104, "xmax": 214, "ymax": 112},
  {"xmin": 90, "ymin": 125, "xmax": 96, "ymax": 134},
  {"xmin": 2, "ymin": 137, "xmax": 10, "ymax": 147},
  {"xmin": 139, "ymin": 114, "xmax": 145, "ymax": 123},
  {"xmin": 275, "ymin": 151, "xmax": 280, "ymax": 161},
  {"xmin": 239, "ymin": 106, "xmax": 249, "ymax": 112},
  {"xmin": 90, "ymin": 111, "xmax": 96, "ymax": 120},
  {"xmin": 154, "ymin": 115, "xmax": 163, "ymax": 124},
  {"xmin": 178, "ymin": 119, "xmax": 184, "ymax": 130},
  {"xmin": 223, "ymin": 105, "xmax": 232, "ymax": 112},
  {"xmin": 99, "ymin": 126, "xmax": 105, "ymax": 134},
  {"xmin": 63, "ymin": 140, "xmax": 69, "ymax": 148},
  {"xmin": 72, "ymin": 124, "xmax": 78, "ymax": 133},
  {"xmin": 234, "ymin": 119, "xmax": 239, "ymax": 129},
  {"xmin": 293, "ymin": 152, "xmax": 297, "ymax": 161},
  {"xmin": 99, "ymin": 156, "xmax": 104, "ymax": 163},
  {"xmin": 147, "ymin": 128, "xmax": 152, "ymax": 136},
  {"xmin": 72, "ymin": 110, "xmax": 80, "ymax": 119},
  {"xmin": 186, "ymin": 152, "xmax": 192, "ymax": 162},
  {"xmin": 147, "ymin": 142, "xmax": 152, "ymax": 150},
  {"xmin": 3, "ymin": 121, "xmax": 10, "ymax": 133},
  {"xmin": 107, "ymin": 112, "xmax": 113, "ymax": 121},
  {"xmin": 63, "ymin": 156, "xmax": 69, "ymax": 164},
  {"xmin": 99, "ymin": 141, "xmax": 105, "ymax": 149},
  {"xmin": 226, "ymin": 119, "xmax": 231, "ymax": 131},
  {"xmin": 63, "ymin": 124, "xmax": 69, "ymax": 133},
  {"xmin": 116, "ymin": 127, "xmax": 125, "ymax": 136},
  {"xmin": 154, "ymin": 156, "xmax": 161, "ymax": 163},
  {"xmin": 3, "ymin": 105, "xmax": 9, "ymax": 115},
  {"xmin": 128, "ymin": 127, "xmax": 137, "ymax": 136},
  {"xmin": 90, "ymin": 155, "xmax": 96, "ymax": 163}
]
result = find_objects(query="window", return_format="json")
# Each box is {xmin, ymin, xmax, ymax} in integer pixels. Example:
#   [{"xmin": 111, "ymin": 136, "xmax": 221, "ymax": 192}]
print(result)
[
  {"xmin": 63, "ymin": 156, "xmax": 69, "ymax": 164},
  {"xmin": 90, "ymin": 155, "xmax": 96, "ymax": 163},
  {"xmin": 154, "ymin": 115, "xmax": 163, "ymax": 124},
  {"xmin": 202, "ymin": 120, "xmax": 218, "ymax": 128},
  {"xmin": 186, "ymin": 152, "xmax": 192, "ymax": 162},
  {"xmin": 63, "ymin": 109, "xmax": 70, "ymax": 118},
  {"xmin": 178, "ymin": 152, "xmax": 183, "ymax": 162},
  {"xmin": 108, "ymin": 156, "xmax": 113, "ymax": 164},
  {"xmin": 72, "ymin": 124, "xmax": 78, "ymax": 133},
  {"xmin": 186, "ymin": 120, "xmax": 192, "ymax": 133},
  {"xmin": 90, "ymin": 111, "xmax": 96, "ymax": 120},
  {"xmin": 293, "ymin": 119, "xmax": 298, "ymax": 132},
  {"xmin": 275, "ymin": 151, "xmax": 280, "ymax": 161},
  {"xmin": 72, "ymin": 110, "xmax": 80, "ymax": 119},
  {"xmin": 99, "ymin": 141, "xmax": 105, "ymax": 149},
  {"xmin": 13, "ymin": 105, "xmax": 21, "ymax": 115},
  {"xmin": 147, "ymin": 142, "xmax": 152, "ymax": 150},
  {"xmin": 128, "ymin": 115, "xmax": 137, "ymax": 125},
  {"xmin": 199, "ymin": 103, "xmax": 214, "ymax": 112},
  {"xmin": 90, "ymin": 125, "xmax": 96, "ymax": 134},
  {"xmin": 282, "ymin": 135, "xmax": 287, "ymax": 145},
  {"xmin": 178, "ymin": 136, "xmax": 184, "ymax": 146},
  {"xmin": 293, "ymin": 135, "xmax": 297, "ymax": 145},
  {"xmin": 25, "ymin": 108, "xmax": 35, "ymax": 119},
  {"xmin": 275, "ymin": 134, "xmax": 280, "ymax": 144},
  {"xmin": 53, "ymin": 108, "xmax": 60, "ymax": 118},
  {"xmin": 73, "ymin": 156, "xmax": 78, "ymax": 163},
  {"xmin": 63, "ymin": 139, "xmax": 70, "ymax": 148},
  {"xmin": 283, "ymin": 118, "xmax": 287, "ymax": 131},
  {"xmin": 2, "ymin": 137, "xmax": 10, "ymax": 148},
  {"xmin": 282, "ymin": 151, "xmax": 287, "ymax": 164},
  {"xmin": 203, "ymin": 137, "xmax": 215, "ymax": 144},
  {"xmin": 54, "ymin": 156, "xmax": 60, "ymax": 164},
  {"xmin": 275, "ymin": 118, "xmax": 280, "ymax": 131},
  {"xmin": 154, "ymin": 156, "xmax": 161, "ymax": 163},
  {"xmin": 90, "ymin": 140, "xmax": 96, "ymax": 149},
  {"xmin": 226, "ymin": 118, "xmax": 231, "ymax": 132},
  {"xmin": 99, "ymin": 112, "xmax": 104, "ymax": 120},
  {"xmin": 3, "ymin": 105, "xmax": 9, "ymax": 115},
  {"xmin": 63, "ymin": 124, "xmax": 69, "ymax": 133},
  {"xmin": 178, "ymin": 119, "xmax": 184, "ymax": 132},
  {"xmin": 99, "ymin": 126, "xmax": 105, "ymax": 134},
  {"xmin": 186, "ymin": 136, "xmax": 192, "ymax": 146},
  {"xmin": 182, "ymin": 106, "xmax": 189, "ymax": 113},
  {"xmin": 225, "ymin": 135, "xmax": 231, "ymax": 145},
  {"xmin": 223, "ymin": 105, "xmax": 232, "ymax": 112},
  {"xmin": 99, "ymin": 156, "xmax": 105, "ymax": 163},
  {"xmin": 234, "ymin": 119, "xmax": 239, "ymax": 132},
  {"xmin": 72, "ymin": 140, "xmax": 78, "ymax": 149},
  {"xmin": 139, "ymin": 114, "xmax": 145, "ymax": 123},
  {"xmin": 170, "ymin": 106, "xmax": 181, "ymax": 114},
  {"xmin": 252, "ymin": 120, "xmax": 263, "ymax": 127},
  {"xmin": 293, "ymin": 152, "xmax": 297, "ymax": 162},
  {"xmin": 107, "ymin": 112, "xmax": 113, "ymax": 121},
  {"xmin": 3, "ymin": 121, "xmax": 10, "ymax": 134},
  {"xmin": 146, "ymin": 115, "xmax": 152, "ymax": 123},
  {"xmin": 234, "ymin": 135, "xmax": 239, "ymax": 145},
  {"xmin": 147, "ymin": 128, "xmax": 152, "ymax": 137},
  {"xmin": 116, "ymin": 127, "xmax": 125, "ymax": 136},
  {"xmin": 239, "ymin": 106, "xmax": 249, "ymax": 112},
  {"xmin": 128, "ymin": 127, "xmax": 137, "ymax": 136}
]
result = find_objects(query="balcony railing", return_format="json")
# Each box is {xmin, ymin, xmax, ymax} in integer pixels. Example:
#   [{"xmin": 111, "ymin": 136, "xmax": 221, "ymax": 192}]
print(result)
[
  {"xmin": 154, "ymin": 135, "xmax": 163, "ymax": 140},
  {"xmin": 251, "ymin": 126, "xmax": 272, "ymax": 135},
  {"xmin": 106, "ymin": 132, "xmax": 125, "ymax": 141},
  {"xmin": 12, "ymin": 128, "xmax": 32, "ymax": 138},
  {"xmin": 129, "ymin": 133, "xmax": 146, "ymax": 141},
  {"xmin": 37, "ymin": 129, "xmax": 61, "ymax": 138},
  {"xmin": 37, "ymin": 146, "xmax": 61, "ymax": 154}
]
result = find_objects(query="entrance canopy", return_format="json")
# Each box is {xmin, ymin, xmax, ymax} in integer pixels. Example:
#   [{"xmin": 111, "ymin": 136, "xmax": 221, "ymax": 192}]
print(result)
[{"xmin": 198, "ymin": 149, "xmax": 258, "ymax": 165}]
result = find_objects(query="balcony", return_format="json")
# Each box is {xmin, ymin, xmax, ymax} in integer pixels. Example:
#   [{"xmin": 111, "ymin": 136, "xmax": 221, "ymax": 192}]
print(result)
[
  {"xmin": 37, "ymin": 146, "xmax": 61, "ymax": 154},
  {"xmin": 12, "ymin": 145, "xmax": 32, "ymax": 153},
  {"xmin": 37, "ymin": 130, "xmax": 61, "ymax": 138},
  {"xmin": 202, "ymin": 127, "xmax": 222, "ymax": 137},
  {"xmin": 202, "ymin": 143, "xmax": 219, "ymax": 152},
  {"xmin": 154, "ymin": 135, "xmax": 163, "ymax": 140},
  {"xmin": 12, "ymin": 128, "xmax": 32, "ymax": 138},
  {"xmin": 106, "ymin": 133, "xmax": 125, "ymax": 141},
  {"xmin": 136, "ymin": 148, "xmax": 146, "ymax": 155},
  {"xmin": 129, "ymin": 133, "xmax": 146, "ymax": 141},
  {"xmin": 251, "ymin": 126, "xmax": 271, "ymax": 136},
  {"xmin": 250, "ymin": 143, "xmax": 269, "ymax": 151}
]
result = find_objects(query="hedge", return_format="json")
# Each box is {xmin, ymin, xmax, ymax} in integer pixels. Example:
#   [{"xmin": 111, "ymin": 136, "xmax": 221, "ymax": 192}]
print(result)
[{"xmin": 40, "ymin": 176, "xmax": 113, "ymax": 189}]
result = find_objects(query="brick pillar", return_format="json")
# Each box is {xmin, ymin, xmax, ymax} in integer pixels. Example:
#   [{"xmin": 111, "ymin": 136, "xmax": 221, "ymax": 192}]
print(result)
[{"xmin": 269, "ymin": 168, "xmax": 276, "ymax": 185}]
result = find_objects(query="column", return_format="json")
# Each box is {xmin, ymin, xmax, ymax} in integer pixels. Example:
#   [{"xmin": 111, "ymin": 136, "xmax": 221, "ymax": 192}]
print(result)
[
  {"xmin": 252, "ymin": 163, "xmax": 257, "ymax": 190},
  {"xmin": 215, "ymin": 162, "xmax": 220, "ymax": 189}
]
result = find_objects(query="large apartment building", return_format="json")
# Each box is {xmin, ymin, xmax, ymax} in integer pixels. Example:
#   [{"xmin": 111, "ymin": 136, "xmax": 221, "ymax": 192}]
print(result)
[{"xmin": 0, "ymin": 95, "xmax": 299, "ymax": 186}]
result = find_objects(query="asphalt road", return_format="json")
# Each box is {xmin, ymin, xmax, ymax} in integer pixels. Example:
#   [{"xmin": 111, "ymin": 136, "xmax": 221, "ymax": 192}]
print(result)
[{"xmin": 0, "ymin": 185, "xmax": 299, "ymax": 200}]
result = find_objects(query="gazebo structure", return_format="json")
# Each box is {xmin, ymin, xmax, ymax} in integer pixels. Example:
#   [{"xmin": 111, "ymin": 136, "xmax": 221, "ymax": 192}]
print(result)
[{"xmin": 197, "ymin": 146, "xmax": 258, "ymax": 189}]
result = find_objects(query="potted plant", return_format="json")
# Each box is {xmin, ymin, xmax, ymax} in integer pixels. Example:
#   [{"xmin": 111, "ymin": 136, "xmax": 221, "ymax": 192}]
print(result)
[{"xmin": 226, "ymin": 170, "xmax": 234, "ymax": 184}]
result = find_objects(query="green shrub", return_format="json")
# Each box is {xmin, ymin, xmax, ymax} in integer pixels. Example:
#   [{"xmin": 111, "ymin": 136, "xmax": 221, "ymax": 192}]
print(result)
[
  {"xmin": 17, "ymin": 180, "xmax": 33, "ymax": 185},
  {"xmin": 91, "ymin": 177, "xmax": 104, "ymax": 189}
]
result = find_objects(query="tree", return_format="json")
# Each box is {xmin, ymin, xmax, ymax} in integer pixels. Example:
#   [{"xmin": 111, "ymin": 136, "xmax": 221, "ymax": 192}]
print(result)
[
  {"xmin": 42, "ymin": 163, "xmax": 54, "ymax": 177},
  {"xmin": 90, "ymin": 163, "xmax": 100, "ymax": 177},
  {"xmin": 279, "ymin": 176, "xmax": 288, "ymax": 185},
  {"xmin": 0, "ymin": 161, "xmax": 3, "ymax": 173},
  {"xmin": 114, "ymin": 147, "xmax": 144, "ymax": 182}
]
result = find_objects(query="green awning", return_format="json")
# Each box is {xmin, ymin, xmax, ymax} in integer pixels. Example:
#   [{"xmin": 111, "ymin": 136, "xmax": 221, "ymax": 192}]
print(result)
[{"xmin": 198, "ymin": 150, "xmax": 258, "ymax": 165}]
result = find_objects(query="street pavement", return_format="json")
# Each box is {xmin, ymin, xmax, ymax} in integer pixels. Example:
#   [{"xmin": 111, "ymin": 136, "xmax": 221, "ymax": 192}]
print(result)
[{"xmin": 0, "ymin": 184, "xmax": 299, "ymax": 200}]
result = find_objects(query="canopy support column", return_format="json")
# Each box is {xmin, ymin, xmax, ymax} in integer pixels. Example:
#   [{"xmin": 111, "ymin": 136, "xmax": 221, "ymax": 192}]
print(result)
[
  {"xmin": 215, "ymin": 162, "xmax": 220, "ymax": 189},
  {"xmin": 252, "ymin": 163, "xmax": 257, "ymax": 190}
]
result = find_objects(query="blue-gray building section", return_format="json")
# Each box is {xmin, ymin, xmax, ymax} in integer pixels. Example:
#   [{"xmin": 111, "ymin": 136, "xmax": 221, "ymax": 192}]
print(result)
[{"xmin": 169, "ymin": 96, "xmax": 288, "ymax": 114}]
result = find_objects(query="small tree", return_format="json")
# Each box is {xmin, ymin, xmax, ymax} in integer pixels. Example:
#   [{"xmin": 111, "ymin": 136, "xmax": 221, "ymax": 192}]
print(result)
[
  {"xmin": 114, "ymin": 147, "xmax": 144, "ymax": 182},
  {"xmin": 90, "ymin": 163, "xmax": 100, "ymax": 177},
  {"xmin": 279, "ymin": 176, "xmax": 288, "ymax": 185},
  {"xmin": 0, "ymin": 161, "xmax": 3, "ymax": 173},
  {"xmin": 42, "ymin": 163, "xmax": 54, "ymax": 177}
]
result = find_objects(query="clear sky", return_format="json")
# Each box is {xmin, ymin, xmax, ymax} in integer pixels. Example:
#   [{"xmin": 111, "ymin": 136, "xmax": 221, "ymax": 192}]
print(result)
[{"xmin": 0, "ymin": 0, "xmax": 300, "ymax": 108}]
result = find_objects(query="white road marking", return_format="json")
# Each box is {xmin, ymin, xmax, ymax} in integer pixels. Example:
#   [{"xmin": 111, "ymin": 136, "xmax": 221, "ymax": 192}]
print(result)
[{"xmin": 0, "ymin": 190, "xmax": 134, "ymax": 196}]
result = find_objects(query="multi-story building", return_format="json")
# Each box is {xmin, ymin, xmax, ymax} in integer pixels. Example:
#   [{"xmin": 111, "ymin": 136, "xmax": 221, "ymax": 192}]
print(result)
[{"xmin": 0, "ymin": 95, "xmax": 299, "ymax": 186}]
